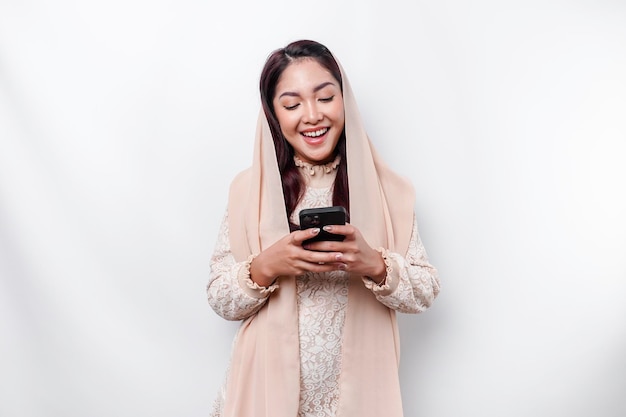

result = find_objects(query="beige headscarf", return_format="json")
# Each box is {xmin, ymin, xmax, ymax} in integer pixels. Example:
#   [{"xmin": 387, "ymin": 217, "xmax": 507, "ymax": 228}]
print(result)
[{"xmin": 225, "ymin": 62, "xmax": 415, "ymax": 417}]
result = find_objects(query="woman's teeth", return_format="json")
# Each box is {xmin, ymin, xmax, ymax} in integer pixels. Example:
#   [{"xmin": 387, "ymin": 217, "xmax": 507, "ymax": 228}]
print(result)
[{"xmin": 302, "ymin": 128, "xmax": 328, "ymax": 138}]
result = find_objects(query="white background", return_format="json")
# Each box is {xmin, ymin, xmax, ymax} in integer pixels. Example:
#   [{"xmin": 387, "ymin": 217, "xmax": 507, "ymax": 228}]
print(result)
[{"xmin": 1, "ymin": 1, "xmax": 625, "ymax": 416}]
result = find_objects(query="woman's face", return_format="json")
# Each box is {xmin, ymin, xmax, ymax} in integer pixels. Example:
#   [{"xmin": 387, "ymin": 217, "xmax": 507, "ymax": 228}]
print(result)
[{"xmin": 273, "ymin": 58, "xmax": 345, "ymax": 165}]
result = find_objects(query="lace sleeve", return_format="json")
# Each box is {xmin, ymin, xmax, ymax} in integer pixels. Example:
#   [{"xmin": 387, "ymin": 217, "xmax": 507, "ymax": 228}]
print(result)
[
  {"xmin": 207, "ymin": 210, "xmax": 278, "ymax": 321},
  {"xmin": 362, "ymin": 214, "xmax": 440, "ymax": 313}
]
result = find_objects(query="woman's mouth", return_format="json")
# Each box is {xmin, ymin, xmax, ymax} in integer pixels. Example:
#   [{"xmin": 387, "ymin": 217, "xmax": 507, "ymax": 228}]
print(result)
[{"xmin": 301, "ymin": 127, "xmax": 329, "ymax": 144}]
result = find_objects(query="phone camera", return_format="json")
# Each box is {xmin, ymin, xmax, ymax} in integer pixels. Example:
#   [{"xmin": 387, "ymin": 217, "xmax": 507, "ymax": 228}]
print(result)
[
  {"xmin": 303, "ymin": 215, "xmax": 320, "ymax": 226},
  {"xmin": 302, "ymin": 214, "xmax": 322, "ymax": 227}
]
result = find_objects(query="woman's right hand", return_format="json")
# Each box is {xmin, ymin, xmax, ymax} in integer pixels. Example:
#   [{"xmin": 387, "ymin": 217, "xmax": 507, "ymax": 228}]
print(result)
[{"xmin": 249, "ymin": 227, "xmax": 345, "ymax": 287}]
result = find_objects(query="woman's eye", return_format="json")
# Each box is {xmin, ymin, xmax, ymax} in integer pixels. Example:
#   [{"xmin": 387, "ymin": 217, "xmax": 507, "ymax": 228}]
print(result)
[
  {"xmin": 284, "ymin": 103, "xmax": 300, "ymax": 110},
  {"xmin": 319, "ymin": 96, "xmax": 334, "ymax": 103}
]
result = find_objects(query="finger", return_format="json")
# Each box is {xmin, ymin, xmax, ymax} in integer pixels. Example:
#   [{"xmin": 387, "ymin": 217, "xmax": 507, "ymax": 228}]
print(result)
[
  {"xmin": 291, "ymin": 228, "xmax": 320, "ymax": 245},
  {"xmin": 315, "ymin": 261, "xmax": 348, "ymax": 271},
  {"xmin": 305, "ymin": 251, "xmax": 343, "ymax": 264},
  {"xmin": 322, "ymin": 224, "xmax": 353, "ymax": 237},
  {"xmin": 306, "ymin": 261, "xmax": 346, "ymax": 274},
  {"xmin": 305, "ymin": 240, "xmax": 344, "ymax": 252}
]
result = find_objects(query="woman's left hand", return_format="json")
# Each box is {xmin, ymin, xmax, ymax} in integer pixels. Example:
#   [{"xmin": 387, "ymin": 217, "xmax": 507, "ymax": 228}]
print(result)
[{"xmin": 303, "ymin": 224, "xmax": 386, "ymax": 282}]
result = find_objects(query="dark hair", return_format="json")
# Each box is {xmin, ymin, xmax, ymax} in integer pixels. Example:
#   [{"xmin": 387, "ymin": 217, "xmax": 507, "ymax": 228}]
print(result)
[{"xmin": 259, "ymin": 40, "xmax": 349, "ymax": 230}]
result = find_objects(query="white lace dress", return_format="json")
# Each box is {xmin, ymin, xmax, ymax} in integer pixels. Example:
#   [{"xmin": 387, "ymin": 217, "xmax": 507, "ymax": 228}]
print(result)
[{"xmin": 207, "ymin": 183, "xmax": 439, "ymax": 417}]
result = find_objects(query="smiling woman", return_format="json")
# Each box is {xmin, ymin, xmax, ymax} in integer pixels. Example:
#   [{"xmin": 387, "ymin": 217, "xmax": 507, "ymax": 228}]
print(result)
[
  {"xmin": 272, "ymin": 60, "xmax": 345, "ymax": 165},
  {"xmin": 206, "ymin": 39, "xmax": 440, "ymax": 417}
]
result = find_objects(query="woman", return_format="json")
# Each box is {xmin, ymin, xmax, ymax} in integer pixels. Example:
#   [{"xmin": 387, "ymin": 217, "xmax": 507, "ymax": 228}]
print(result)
[{"xmin": 207, "ymin": 40, "xmax": 440, "ymax": 417}]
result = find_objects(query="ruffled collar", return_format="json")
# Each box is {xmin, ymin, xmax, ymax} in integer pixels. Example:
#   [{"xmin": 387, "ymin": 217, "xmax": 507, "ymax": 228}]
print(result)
[{"xmin": 294, "ymin": 154, "xmax": 341, "ymax": 176}]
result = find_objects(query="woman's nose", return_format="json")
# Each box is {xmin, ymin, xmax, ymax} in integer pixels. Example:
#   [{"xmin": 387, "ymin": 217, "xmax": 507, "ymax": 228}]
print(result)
[{"xmin": 303, "ymin": 102, "xmax": 323, "ymax": 123}]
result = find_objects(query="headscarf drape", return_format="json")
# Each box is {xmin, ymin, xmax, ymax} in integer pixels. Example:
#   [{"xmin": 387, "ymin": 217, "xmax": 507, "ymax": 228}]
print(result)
[{"xmin": 225, "ymin": 62, "xmax": 415, "ymax": 417}]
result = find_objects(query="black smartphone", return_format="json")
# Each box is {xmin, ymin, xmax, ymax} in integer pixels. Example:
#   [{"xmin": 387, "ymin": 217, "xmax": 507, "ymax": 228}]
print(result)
[{"xmin": 299, "ymin": 206, "xmax": 347, "ymax": 245}]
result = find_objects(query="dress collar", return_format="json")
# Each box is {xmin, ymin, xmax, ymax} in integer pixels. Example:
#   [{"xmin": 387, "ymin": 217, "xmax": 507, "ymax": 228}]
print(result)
[
  {"xmin": 294, "ymin": 154, "xmax": 341, "ymax": 176},
  {"xmin": 294, "ymin": 154, "xmax": 341, "ymax": 188}
]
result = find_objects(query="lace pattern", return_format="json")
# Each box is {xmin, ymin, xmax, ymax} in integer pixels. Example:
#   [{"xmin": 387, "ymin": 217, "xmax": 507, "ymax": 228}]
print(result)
[
  {"xmin": 292, "ymin": 187, "xmax": 347, "ymax": 417},
  {"xmin": 369, "ymin": 216, "xmax": 440, "ymax": 313},
  {"xmin": 207, "ymin": 212, "xmax": 272, "ymax": 321},
  {"xmin": 207, "ymin": 187, "xmax": 440, "ymax": 416}
]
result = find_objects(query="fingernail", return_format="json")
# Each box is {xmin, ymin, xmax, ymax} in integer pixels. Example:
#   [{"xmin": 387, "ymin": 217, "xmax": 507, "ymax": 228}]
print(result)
[
  {"xmin": 335, "ymin": 253, "xmax": 343, "ymax": 261},
  {"xmin": 311, "ymin": 228, "xmax": 320, "ymax": 235},
  {"xmin": 338, "ymin": 263, "xmax": 347, "ymax": 270},
  {"xmin": 323, "ymin": 225, "xmax": 332, "ymax": 232}
]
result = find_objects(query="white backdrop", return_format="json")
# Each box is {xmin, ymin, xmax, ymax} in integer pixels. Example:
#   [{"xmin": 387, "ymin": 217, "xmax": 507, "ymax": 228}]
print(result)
[{"xmin": 1, "ymin": 1, "xmax": 625, "ymax": 416}]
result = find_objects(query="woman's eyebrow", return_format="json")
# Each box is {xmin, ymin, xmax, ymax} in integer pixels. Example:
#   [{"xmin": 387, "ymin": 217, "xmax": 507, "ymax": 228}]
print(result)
[
  {"xmin": 278, "ymin": 82, "xmax": 337, "ymax": 99},
  {"xmin": 313, "ymin": 81, "xmax": 335, "ymax": 93}
]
